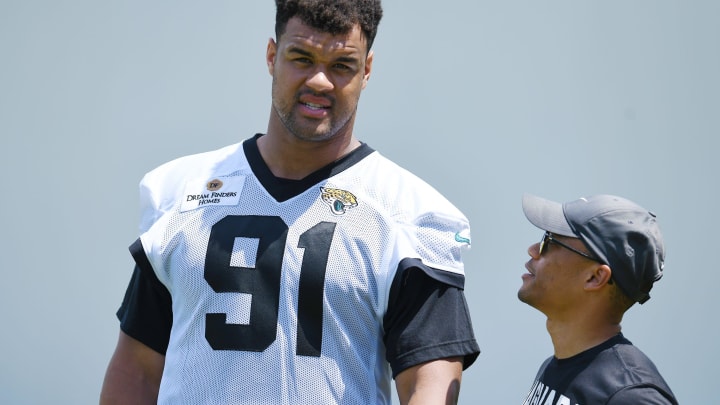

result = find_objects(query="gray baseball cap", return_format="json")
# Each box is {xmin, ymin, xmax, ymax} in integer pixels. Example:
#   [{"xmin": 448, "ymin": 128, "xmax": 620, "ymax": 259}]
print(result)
[{"xmin": 522, "ymin": 193, "xmax": 665, "ymax": 304}]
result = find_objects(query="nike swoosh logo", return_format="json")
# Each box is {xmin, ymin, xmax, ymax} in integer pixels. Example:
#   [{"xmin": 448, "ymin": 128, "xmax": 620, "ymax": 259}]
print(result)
[{"xmin": 454, "ymin": 232, "xmax": 471, "ymax": 244}]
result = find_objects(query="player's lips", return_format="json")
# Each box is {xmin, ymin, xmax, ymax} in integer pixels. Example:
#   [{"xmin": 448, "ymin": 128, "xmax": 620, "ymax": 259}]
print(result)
[
  {"xmin": 299, "ymin": 94, "xmax": 331, "ymax": 108},
  {"xmin": 523, "ymin": 262, "xmax": 535, "ymax": 277},
  {"xmin": 297, "ymin": 95, "xmax": 331, "ymax": 118},
  {"xmin": 302, "ymin": 102, "xmax": 329, "ymax": 110}
]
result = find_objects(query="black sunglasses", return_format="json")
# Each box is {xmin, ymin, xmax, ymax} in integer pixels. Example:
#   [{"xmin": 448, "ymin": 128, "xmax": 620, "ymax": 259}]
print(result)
[{"xmin": 539, "ymin": 231, "xmax": 600, "ymax": 262}]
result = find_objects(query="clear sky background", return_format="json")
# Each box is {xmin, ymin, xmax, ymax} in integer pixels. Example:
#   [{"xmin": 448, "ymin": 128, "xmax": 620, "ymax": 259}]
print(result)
[{"xmin": 1, "ymin": 1, "xmax": 718, "ymax": 403}]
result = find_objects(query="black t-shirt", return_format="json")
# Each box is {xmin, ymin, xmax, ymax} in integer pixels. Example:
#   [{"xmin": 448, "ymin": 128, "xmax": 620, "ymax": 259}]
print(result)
[{"xmin": 523, "ymin": 333, "xmax": 678, "ymax": 405}]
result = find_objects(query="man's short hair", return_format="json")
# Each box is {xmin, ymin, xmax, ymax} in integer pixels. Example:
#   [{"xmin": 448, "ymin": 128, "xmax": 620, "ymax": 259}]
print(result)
[{"xmin": 275, "ymin": 0, "xmax": 383, "ymax": 52}]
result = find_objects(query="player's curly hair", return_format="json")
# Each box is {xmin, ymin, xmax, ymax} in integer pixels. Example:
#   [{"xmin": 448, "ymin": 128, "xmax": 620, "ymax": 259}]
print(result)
[{"xmin": 275, "ymin": 0, "xmax": 383, "ymax": 52}]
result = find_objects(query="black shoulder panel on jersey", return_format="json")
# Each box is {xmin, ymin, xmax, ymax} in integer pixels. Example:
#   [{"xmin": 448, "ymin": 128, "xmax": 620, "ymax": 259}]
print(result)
[
  {"xmin": 384, "ymin": 260, "xmax": 480, "ymax": 377},
  {"xmin": 397, "ymin": 257, "xmax": 465, "ymax": 289},
  {"xmin": 116, "ymin": 238, "xmax": 173, "ymax": 355},
  {"xmin": 243, "ymin": 133, "xmax": 376, "ymax": 202}
]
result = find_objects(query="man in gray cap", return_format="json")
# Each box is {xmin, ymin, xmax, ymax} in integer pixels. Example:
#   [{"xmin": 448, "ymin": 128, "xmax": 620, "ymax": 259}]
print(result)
[{"xmin": 518, "ymin": 193, "xmax": 677, "ymax": 404}]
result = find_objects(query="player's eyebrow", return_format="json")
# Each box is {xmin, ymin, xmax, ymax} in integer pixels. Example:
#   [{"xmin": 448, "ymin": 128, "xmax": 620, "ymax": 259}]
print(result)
[
  {"xmin": 287, "ymin": 46, "xmax": 361, "ymax": 65},
  {"xmin": 334, "ymin": 55, "xmax": 360, "ymax": 65},
  {"xmin": 286, "ymin": 46, "xmax": 313, "ymax": 58}
]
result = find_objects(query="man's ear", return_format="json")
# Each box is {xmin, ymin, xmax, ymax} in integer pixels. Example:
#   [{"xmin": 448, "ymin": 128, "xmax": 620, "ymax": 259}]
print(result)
[
  {"xmin": 362, "ymin": 50, "xmax": 373, "ymax": 89},
  {"xmin": 584, "ymin": 264, "xmax": 613, "ymax": 291},
  {"xmin": 267, "ymin": 38, "xmax": 278, "ymax": 76}
]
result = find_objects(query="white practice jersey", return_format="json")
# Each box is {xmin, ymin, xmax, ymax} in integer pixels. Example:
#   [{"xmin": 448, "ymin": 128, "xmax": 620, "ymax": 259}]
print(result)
[{"xmin": 134, "ymin": 137, "xmax": 472, "ymax": 404}]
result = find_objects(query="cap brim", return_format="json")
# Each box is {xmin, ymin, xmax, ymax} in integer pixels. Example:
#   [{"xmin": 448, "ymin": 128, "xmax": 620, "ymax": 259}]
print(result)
[{"xmin": 522, "ymin": 193, "xmax": 575, "ymax": 237}]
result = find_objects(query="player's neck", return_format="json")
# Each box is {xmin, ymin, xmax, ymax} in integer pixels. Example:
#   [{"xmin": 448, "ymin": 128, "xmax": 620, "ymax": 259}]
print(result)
[
  {"xmin": 257, "ymin": 129, "xmax": 360, "ymax": 180},
  {"xmin": 546, "ymin": 317, "xmax": 621, "ymax": 359}
]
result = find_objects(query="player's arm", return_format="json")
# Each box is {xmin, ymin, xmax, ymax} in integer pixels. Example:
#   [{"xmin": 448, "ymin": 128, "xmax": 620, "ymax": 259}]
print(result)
[
  {"xmin": 100, "ymin": 331, "xmax": 165, "ymax": 405},
  {"xmin": 384, "ymin": 261, "xmax": 480, "ymax": 404},
  {"xmin": 395, "ymin": 357, "xmax": 463, "ymax": 405},
  {"xmin": 101, "ymin": 243, "xmax": 173, "ymax": 404}
]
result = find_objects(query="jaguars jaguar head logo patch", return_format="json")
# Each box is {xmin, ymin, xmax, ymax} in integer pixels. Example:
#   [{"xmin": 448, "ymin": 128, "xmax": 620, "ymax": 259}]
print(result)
[{"xmin": 320, "ymin": 187, "xmax": 358, "ymax": 215}]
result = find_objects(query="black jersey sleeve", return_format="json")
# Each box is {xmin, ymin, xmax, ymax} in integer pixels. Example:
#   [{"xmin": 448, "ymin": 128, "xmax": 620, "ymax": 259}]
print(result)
[
  {"xmin": 116, "ymin": 238, "xmax": 173, "ymax": 355},
  {"xmin": 383, "ymin": 258, "xmax": 480, "ymax": 377},
  {"xmin": 610, "ymin": 386, "xmax": 679, "ymax": 405}
]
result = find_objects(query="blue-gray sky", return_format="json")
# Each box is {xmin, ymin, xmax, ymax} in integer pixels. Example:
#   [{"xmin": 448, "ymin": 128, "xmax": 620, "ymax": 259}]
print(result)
[{"xmin": 1, "ymin": 1, "xmax": 717, "ymax": 403}]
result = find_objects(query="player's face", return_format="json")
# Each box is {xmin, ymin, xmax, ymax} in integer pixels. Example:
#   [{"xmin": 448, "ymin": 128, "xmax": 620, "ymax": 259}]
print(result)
[
  {"xmin": 267, "ymin": 17, "xmax": 372, "ymax": 142},
  {"xmin": 518, "ymin": 234, "xmax": 595, "ymax": 314}
]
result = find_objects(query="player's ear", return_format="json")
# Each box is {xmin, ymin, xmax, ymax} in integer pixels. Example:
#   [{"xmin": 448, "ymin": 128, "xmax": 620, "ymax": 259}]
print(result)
[
  {"xmin": 584, "ymin": 264, "xmax": 613, "ymax": 291},
  {"xmin": 362, "ymin": 50, "xmax": 373, "ymax": 89},
  {"xmin": 267, "ymin": 38, "xmax": 278, "ymax": 76}
]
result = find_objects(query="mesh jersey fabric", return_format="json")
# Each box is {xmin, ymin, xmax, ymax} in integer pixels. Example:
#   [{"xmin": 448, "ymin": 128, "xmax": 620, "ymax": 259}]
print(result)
[
  {"xmin": 123, "ymin": 134, "xmax": 478, "ymax": 404},
  {"xmin": 522, "ymin": 334, "xmax": 677, "ymax": 405}
]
